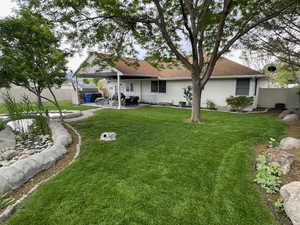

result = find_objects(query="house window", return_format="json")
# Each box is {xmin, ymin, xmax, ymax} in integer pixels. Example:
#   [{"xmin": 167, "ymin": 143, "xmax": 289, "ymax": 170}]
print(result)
[
  {"xmin": 151, "ymin": 80, "xmax": 166, "ymax": 93},
  {"xmin": 236, "ymin": 78, "xmax": 250, "ymax": 96},
  {"xmin": 126, "ymin": 83, "xmax": 134, "ymax": 92}
]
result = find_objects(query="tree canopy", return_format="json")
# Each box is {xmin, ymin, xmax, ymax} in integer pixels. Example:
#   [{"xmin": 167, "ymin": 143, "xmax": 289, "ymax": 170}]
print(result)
[
  {"xmin": 21, "ymin": 0, "xmax": 299, "ymax": 122},
  {"xmin": 241, "ymin": 9, "xmax": 300, "ymax": 71},
  {"xmin": 0, "ymin": 10, "xmax": 68, "ymax": 114}
]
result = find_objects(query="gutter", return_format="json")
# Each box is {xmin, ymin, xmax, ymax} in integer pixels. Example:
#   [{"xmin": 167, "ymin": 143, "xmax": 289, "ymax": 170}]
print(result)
[{"xmin": 159, "ymin": 74, "xmax": 267, "ymax": 80}]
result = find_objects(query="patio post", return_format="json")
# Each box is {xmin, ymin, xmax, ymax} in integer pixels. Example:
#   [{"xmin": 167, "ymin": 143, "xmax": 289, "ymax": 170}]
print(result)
[{"xmin": 117, "ymin": 72, "xmax": 121, "ymax": 109}]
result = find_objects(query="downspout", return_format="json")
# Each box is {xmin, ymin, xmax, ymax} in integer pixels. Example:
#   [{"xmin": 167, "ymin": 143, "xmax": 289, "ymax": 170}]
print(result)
[
  {"xmin": 76, "ymin": 76, "xmax": 80, "ymax": 105},
  {"xmin": 117, "ymin": 72, "xmax": 121, "ymax": 109},
  {"xmin": 140, "ymin": 80, "xmax": 142, "ymax": 102}
]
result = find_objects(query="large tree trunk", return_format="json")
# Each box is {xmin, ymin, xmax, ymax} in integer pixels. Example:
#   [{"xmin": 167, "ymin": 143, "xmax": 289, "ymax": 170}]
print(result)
[{"xmin": 191, "ymin": 77, "xmax": 202, "ymax": 123}]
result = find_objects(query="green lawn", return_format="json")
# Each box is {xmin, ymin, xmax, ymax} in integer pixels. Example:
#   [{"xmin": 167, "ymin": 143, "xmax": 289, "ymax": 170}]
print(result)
[
  {"xmin": 5, "ymin": 107, "xmax": 285, "ymax": 225},
  {"xmin": 0, "ymin": 100, "xmax": 97, "ymax": 114}
]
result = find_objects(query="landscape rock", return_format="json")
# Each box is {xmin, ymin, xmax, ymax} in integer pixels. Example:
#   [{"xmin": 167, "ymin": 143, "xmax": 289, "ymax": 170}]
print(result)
[
  {"xmin": 12, "ymin": 159, "xmax": 41, "ymax": 181},
  {"xmin": 279, "ymin": 137, "xmax": 300, "ymax": 150},
  {"xmin": 265, "ymin": 149, "xmax": 294, "ymax": 175},
  {"xmin": 282, "ymin": 114, "xmax": 299, "ymax": 122},
  {"xmin": 2, "ymin": 150, "xmax": 17, "ymax": 161},
  {"xmin": 0, "ymin": 175, "xmax": 11, "ymax": 194},
  {"xmin": 0, "ymin": 127, "xmax": 16, "ymax": 151},
  {"xmin": 100, "ymin": 132, "xmax": 117, "ymax": 141},
  {"xmin": 279, "ymin": 109, "xmax": 297, "ymax": 119},
  {"xmin": 280, "ymin": 182, "xmax": 300, "ymax": 225},
  {"xmin": 49, "ymin": 121, "xmax": 72, "ymax": 146},
  {"xmin": 0, "ymin": 166, "xmax": 25, "ymax": 189}
]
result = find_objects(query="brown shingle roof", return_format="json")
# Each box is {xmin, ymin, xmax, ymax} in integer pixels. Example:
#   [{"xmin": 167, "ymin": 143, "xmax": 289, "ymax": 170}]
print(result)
[
  {"xmin": 113, "ymin": 57, "xmax": 261, "ymax": 78},
  {"xmin": 77, "ymin": 54, "xmax": 262, "ymax": 78}
]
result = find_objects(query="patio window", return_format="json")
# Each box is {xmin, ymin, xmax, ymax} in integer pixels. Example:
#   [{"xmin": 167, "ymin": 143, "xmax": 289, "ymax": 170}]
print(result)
[
  {"xmin": 236, "ymin": 78, "xmax": 250, "ymax": 96},
  {"xmin": 151, "ymin": 80, "xmax": 166, "ymax": 93}
]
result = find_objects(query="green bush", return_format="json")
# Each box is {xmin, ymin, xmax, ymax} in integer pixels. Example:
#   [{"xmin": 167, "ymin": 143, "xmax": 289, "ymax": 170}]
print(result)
[
  {"xmin": 3, "ymin": 93, "xmax": 35, "ymax": 121},
  {"xmin": 226, "ymin": 96, "xmax": 254, "ymax": 112},
  {"xmin": 32, "ymin": 115, "xmax": 50, "ymax": 135},
  {"xmin": 0, "ymin": 194, "xmax": 15, "ymax": 210},
  {"xmin": 255, "ymin": 155, "xmax": 282, "ymax": 193},
  {"xmin": 206, "ymin": 100, "xmax": 216, "ymax": 109},
  {"xmin": 274, "ymin": 198, "xmax": 284, "ymax": 211}
]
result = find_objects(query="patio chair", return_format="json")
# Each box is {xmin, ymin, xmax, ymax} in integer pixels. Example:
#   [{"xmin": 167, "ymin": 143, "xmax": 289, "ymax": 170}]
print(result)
[{"xmin": 125, "ymin": 96, "xmax": 139, "ymax": 106}]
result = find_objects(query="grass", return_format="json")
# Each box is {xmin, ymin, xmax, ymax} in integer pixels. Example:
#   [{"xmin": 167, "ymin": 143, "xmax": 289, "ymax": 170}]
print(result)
[
  {"xmin": 0, "ymin": 100, "xmax": 97, "ymax": 114},
  {"xmin": 5, "ymin": 107, "xmax": 286, "ymax": 225}
]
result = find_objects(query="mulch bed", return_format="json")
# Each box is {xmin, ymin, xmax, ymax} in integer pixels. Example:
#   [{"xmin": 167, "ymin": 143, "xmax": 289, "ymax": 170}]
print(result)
[
  {"xmin": 253, "ymin": 120, "xmax": 300, "ymax": 225},
  {"xmin": 0, "ymin": 123, "xmax": 79, "ymax": 215}
]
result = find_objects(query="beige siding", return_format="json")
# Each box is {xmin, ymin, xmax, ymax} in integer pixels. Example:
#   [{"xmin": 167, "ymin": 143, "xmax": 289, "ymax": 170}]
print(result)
[
  {"xmin": 257, "ymin": 88, "xmax": 300, "ymax": 108},
  {"xmin": 0, "ymin": 86, "xmax": 73, "ymax": 104}
]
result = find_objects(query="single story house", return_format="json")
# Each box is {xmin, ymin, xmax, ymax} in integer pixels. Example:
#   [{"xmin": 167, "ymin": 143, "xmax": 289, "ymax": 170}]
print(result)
[{"xmin": 75, "ymin": 54, "xmax": 272, "ymax": 107}]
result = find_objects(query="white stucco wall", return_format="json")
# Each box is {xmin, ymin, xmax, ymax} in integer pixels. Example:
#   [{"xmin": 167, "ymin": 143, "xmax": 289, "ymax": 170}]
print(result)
[
  {"xmin": 108, "ymin": 77, "xmax": 264, "ymax": 107},
  {"xmin": 140, "ymin": 78, "xmax": 258, "ymax": 107}
]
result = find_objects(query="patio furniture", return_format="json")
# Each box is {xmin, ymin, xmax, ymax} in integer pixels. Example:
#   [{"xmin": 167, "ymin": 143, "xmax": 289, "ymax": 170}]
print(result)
[
  {"xmin": 95, "ymin": 97, "xmax": 107, "ymax": 105},
  {"xmin": 125, "ymin": 96, "xmax": 139, "ymax": 106}
]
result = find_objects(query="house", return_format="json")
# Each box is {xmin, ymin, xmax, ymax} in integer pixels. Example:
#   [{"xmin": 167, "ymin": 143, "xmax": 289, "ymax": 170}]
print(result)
[{"xmin": 75, "ymin": 54, "xmax": 271, "ymax": 107}]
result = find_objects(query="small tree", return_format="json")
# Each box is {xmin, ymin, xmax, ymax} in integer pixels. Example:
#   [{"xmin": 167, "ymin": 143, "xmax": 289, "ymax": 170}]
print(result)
[{"xmin": 0, "ymin": 9, "xmax": 68, "ymax": 120}]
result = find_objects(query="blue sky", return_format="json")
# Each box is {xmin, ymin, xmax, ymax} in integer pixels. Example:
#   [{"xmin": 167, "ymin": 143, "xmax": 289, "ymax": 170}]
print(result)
[{"xmin": 0, "ymin": 0, "xmax": 246, "ymax": 72}]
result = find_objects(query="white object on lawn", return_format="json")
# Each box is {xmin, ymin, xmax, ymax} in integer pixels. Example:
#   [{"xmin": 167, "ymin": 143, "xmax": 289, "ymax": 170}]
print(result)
[{"xmin": 100, "ymin": 132, "xmax": 117, "ymax": 141}]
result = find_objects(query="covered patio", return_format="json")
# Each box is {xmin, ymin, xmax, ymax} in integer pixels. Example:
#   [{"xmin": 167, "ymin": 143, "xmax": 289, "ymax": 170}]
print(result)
[{"xmin": 73, "ymin": 70, "xmax": 156, "ymax": 109}]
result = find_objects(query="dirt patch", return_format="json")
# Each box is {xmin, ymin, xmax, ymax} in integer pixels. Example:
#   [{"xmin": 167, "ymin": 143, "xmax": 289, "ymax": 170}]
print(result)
[
  {"xmin": 0, "ymin": 123, "xmax": 79, "ymax": 215},
  {"xmin": 253, "ymin": 120, "xmax": 300, "ymax": 225}
]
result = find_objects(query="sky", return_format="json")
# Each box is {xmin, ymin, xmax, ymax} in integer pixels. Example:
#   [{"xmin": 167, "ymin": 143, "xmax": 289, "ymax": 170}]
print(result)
[{"xmin": 0, "ymin": 0, "xmax": 246, "ymax": 72}]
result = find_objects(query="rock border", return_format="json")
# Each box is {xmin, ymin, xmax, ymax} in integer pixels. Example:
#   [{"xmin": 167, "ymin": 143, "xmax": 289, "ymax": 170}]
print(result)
[
  {"xmin": 0, "ymin": 121, "xmax": 72, "ymax": 195},
  {"xmin": 0, "ymin": 110, "xmax": 82, "ymax": 121},
  {"xmin": 0, "ymin": 122, "xmax": 81, "ymax": 223}
]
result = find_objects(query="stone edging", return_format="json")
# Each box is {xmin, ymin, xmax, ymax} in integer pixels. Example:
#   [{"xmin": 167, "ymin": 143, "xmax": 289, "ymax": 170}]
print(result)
[{"xmin": 0, "ymin": 123, "xmax": 81, "ymax": 223}]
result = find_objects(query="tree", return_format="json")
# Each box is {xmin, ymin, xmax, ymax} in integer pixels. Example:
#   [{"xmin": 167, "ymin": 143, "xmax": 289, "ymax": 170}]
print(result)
[
  {"xmin": 0, "ymin": 9, "xmax": 68, "ymax": 120},
  {"xmin": 241, "ymin": 10, "xmax": 300, "ymax": 75},
  {"xmin": 239, "ymin": 50, "xmax": 273, "ymax": 72},
  {"xmin": 264, "ymin": 61, "xmax": 300, "ymax": 87},
  {"xmin": 22, "ymin": 0, "xmax": 299, "ymax": 122}
]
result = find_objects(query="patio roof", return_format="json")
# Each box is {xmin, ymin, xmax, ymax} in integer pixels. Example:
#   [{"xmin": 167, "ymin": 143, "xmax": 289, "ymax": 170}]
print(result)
[{"xmin": 76, "ymin": 72, "xmax": 158, "ymax": 79}]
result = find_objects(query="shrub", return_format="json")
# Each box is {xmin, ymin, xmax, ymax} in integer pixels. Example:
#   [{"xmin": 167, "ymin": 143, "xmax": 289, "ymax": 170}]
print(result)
[
  {"xmin": 206, "ymin": 100, "xmax": 216, "ymax": 109},
  {"xmin": 226, "ymin": 96, "xmax": 254, "ymax": 112},
  {"xmin": 3, "ymin": 93, "xmax": 35, "ymax": 121},
  {"xmin": 0, "ymin": 194, "xmax": 15, "ymax": 210},
  {"xmin": 268, "ymin": 137, "xmax": 279, "ymax": 148},
  {"xmin": 183, "ymin": 86, "xmax": 192, "ymax": 106},
  {"xmin": 274, "ymin": 198, "xmax": 284, "ymax": 211},
  {"xmin": 31, "ymin": 115, "xmax": 50, "ymax": 135},
  {"xmin": 255, "ymin": 155, "xmax": 282, "ymax": 193},
  {"xmin": 3, "ymin": 93, "xmax": 50, "ymax": 137}
]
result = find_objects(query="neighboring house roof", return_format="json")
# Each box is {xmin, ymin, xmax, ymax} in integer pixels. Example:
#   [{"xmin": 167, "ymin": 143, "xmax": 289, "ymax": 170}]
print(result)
[{"xmin": 76, "ymin": 54, "xmax": 263, "ymax": 79}]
